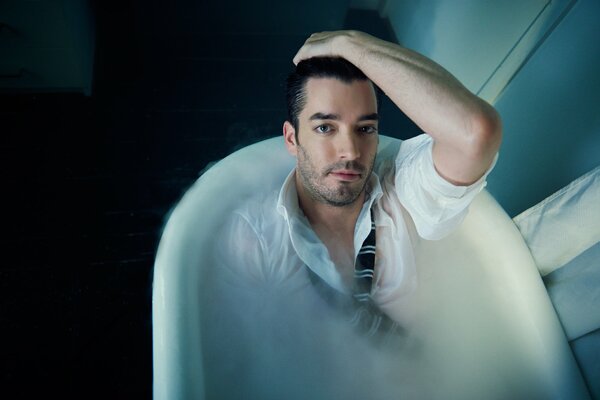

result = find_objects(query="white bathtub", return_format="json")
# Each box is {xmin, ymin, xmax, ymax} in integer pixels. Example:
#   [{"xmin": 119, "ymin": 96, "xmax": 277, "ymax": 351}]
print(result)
[{"xmin": 152, "ymin": 135, "xmax": 590, "ymax": 399}]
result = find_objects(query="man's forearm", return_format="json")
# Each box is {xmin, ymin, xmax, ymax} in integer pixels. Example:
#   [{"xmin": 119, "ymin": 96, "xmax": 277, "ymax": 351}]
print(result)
[{"xmin": 337, "ymin": 32, "xmax": 499, "ymax": 152}]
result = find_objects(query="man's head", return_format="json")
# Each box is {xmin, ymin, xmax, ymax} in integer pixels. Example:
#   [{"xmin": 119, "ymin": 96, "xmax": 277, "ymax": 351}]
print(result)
[
  {"xmin": 285, "ymin": 57, "xmax": 381, "ymax": 141},
  {"xmin": 283, "ymin": 57, "xmax": 380, "ymax": 208}
]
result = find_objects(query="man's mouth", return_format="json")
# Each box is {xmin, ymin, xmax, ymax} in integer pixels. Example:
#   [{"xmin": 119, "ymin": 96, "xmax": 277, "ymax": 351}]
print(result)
[{"xmin": 330, "ymin": 170, "xmax": 361, "ymax": 181}]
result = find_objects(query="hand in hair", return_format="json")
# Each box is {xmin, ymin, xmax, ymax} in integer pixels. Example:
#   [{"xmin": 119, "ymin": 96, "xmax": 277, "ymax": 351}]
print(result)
[{"xmin": 293, "ymin": 30, "xmax": 369, "ymax": 66}]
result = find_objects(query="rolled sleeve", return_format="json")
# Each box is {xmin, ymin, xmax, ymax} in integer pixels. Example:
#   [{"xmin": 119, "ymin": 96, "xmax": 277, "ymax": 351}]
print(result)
[{"xmin": 395, "ymin": 134, "xmax": 498, "ymax": 240}]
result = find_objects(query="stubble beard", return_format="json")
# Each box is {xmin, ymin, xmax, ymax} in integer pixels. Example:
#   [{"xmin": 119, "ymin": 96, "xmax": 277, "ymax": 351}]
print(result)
[{"xmin": 296, "ymin": 144, "xmax": 375, "ymax": 208}]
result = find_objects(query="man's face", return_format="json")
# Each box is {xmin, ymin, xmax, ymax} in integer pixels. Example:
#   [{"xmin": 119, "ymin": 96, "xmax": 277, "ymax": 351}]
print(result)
[{"xmin": 287, "ymin": 77, "xmax": 379, "ymax": 207}]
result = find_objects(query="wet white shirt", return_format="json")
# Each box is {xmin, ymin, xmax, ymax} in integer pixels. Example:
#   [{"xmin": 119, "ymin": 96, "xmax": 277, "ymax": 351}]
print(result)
[{"xmin": 216, "ymin": 133, "xmax": 497, "ymax": 321}]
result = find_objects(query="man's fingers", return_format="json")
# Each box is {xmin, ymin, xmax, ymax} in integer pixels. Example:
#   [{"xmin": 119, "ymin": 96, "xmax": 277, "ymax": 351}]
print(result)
[
  {"xmin": 294, "ymin": 46, "xmax": 320, "ymax": 65},
  {"xmin": 293, "ymin": 43, "xmax": 316, "ymax": 65},
  {"xmin": 292, "ymin": 31, "xmax": 339, "ymax": 65},
  {"xmin": 293, "ymin": 47, "xmax": 309, "ymax": 65}
]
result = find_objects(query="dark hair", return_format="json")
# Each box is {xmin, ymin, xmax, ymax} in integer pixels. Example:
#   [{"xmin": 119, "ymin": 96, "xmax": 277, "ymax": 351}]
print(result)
[{"xmin": 285, "ymin": 57, "xmax": 381, "ymax": 142}]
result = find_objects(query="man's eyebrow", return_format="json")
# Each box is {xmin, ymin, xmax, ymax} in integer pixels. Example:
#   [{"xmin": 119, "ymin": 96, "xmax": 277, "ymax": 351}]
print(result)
[
  {"xmin": 308, "ymin": 112, "xmax": 379, "ymax": 121},
  {"xmin": 358, "ymin": 113, "xmax": 379, "ymax": 122},
  {"xmin": 309, "ymin": 112, "xmax": 340, "ymax": 121}
]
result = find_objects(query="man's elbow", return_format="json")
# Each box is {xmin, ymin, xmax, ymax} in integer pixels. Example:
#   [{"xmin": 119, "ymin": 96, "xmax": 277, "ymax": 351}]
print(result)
[{"xmin": 467, "ymin": 104, "xmax": 503, "ymax": 159}]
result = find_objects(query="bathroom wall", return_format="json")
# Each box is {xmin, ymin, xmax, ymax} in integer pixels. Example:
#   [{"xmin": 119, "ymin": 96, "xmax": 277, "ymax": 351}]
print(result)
[
  {"xmin": 382, "ymin": 0, "xmax": 552, "ymax": 101},
  {"xmin": 489, "ymin": 0, "xmax": 600, "ymax": 216}
]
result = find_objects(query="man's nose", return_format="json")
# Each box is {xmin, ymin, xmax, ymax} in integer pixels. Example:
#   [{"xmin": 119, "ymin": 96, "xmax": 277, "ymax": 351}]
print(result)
[{"xmin": 336, "ymin": 130, "xmax": 360, "ymax": 160}]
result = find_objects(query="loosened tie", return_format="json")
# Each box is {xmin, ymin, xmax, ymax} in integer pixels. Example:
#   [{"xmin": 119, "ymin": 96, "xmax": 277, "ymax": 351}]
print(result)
[{"xmin": 308, "ymin": 208, "xmax": 403, "ymax": 343}]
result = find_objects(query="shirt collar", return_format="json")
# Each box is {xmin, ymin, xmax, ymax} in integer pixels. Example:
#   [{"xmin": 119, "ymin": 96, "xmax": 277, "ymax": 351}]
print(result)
[{"xmin": 276, "ymin": 168, "xmax": 300, "ymax": 221}]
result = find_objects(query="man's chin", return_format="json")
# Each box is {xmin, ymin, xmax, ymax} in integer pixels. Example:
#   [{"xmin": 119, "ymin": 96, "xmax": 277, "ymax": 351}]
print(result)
[
  {"xmin": 325, "ymin": 181, "xmax": 368, "ymax": 205},
  {"xmin": 324, "ymin": 199, "xmax": 356, "ymax": 207},
  {"xmin": 323, "ymin": 191, "xmax": 363, "ymax": 207}
]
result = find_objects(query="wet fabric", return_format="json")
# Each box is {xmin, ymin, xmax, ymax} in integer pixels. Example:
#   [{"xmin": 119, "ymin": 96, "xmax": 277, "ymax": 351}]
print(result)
[{"xmin": 514, "ymin": 165, "xmax": 600, "ymax": 276}]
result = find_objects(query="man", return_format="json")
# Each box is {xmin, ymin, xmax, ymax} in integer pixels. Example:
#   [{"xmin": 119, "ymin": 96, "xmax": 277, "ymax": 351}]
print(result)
[
  {"xmin": 206, "ymin": 30, "xmax": 501, "ymax": 398},
  {"xmin": 214, "ymin": 29, "xmax": 500, "ymax": 332}
]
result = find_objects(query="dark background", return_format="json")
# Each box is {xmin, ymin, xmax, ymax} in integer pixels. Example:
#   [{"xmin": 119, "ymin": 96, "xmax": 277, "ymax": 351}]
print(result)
[{"xmin": 1, "ymin": 1, "xmax": 420, "ymax": 398}]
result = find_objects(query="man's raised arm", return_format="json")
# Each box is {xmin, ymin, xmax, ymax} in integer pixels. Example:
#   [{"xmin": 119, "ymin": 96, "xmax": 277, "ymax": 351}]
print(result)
[{"xmin": 293, "ymin": 30, "xmax": 502, "ymax": 186}]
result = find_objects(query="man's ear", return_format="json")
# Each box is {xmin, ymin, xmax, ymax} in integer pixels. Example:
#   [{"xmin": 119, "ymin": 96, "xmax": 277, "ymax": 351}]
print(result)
[{"xmin": 283, "ymin": 121, "xmax": 298, "ymax": 156}]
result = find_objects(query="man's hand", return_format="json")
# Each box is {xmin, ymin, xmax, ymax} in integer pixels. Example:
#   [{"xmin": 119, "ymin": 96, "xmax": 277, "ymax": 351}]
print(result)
[
  {"xmin": 293, "ymin": 30, "xmax": 367, "ymax": 65},
  {"xmin": 292, "ymin": 30, "xmax": 502, "ymax": 186}
]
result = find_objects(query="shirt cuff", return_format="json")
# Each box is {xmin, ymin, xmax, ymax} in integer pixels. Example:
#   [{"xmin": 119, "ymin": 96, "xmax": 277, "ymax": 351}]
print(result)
[
  {"xmin": 422, "ymin": 135, "xmax": 498, "ymax": 199},
  {"xmin": 394, "ymin": 133, "xmax": 499, "ymax": 240}
]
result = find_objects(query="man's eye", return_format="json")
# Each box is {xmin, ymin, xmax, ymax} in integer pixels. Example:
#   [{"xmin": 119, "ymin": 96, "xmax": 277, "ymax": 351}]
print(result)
[
  {"xmin": 315, "ymin": 125, "xmax": 332, "ymax": 133},
  {"xmin": 359, "ymin": 126, "xmax": 378, "ymax": 134}
]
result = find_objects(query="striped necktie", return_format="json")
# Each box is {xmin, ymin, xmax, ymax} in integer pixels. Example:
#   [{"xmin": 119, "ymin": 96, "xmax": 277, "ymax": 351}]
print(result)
[{"xmin": 308, "ymin": 208, "xmax": 403, "ymax": 342}]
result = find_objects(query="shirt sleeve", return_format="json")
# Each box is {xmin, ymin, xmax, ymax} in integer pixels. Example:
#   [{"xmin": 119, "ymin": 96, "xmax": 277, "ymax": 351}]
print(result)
[{"xmin": 394, "ymin": 133, "xmax": 498, "ymax": 240}]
